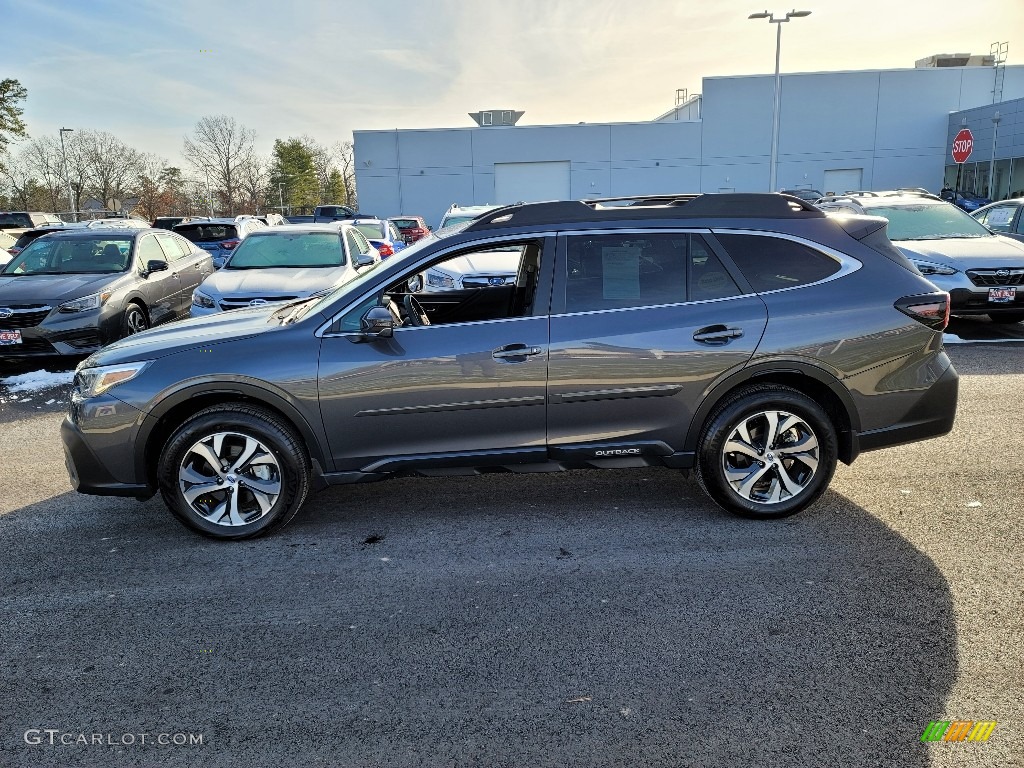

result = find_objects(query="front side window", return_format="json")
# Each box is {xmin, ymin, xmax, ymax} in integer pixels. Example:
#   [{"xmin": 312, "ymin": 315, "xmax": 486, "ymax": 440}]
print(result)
[
  {"xmin": 226, "ymin": 232, "xmax": 346, "ymax": 269},
  {"xmin": 138, "ymin": 235, "xmax": 167, "ymax": 265},
  {"xmin": 155, "ymin": 233, "xmax": 190, "ymax": 261},
  {"xmin": 2, "ymin": 236, "xmax": 132, "ymax": 275},
  {"xmin": 564, "ymin": 233, "xmax": 739, "ymax": 313},
  {"xmin": 715, "ymin": 233, "xmax": 841, "ymax": 293}
]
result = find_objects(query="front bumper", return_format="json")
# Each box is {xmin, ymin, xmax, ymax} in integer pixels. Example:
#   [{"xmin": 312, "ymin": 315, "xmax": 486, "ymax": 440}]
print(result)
[
  {"xmin": 0, "ymin": 310, "xmax": 115, "ymax": 356},
  {"xmin": 924, "ymin": 273, "xmax": 1023, "ymax": 316},
  {"xmin": 62, "ymin": 416, "xmax": 153, "ymax": 497}
]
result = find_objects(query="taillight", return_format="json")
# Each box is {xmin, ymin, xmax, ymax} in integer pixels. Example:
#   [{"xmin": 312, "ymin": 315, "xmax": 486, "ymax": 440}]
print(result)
[
  {"xmin": 376, "ymin": 243, "xmax": 394, "ymax": 257},
  {"xmin": 895, "ymin": 292, "xmax": 950, "ymax": 331},
  {"xmin": 220, "ymin": 239, "xmax": 240, "ymax": 250}
]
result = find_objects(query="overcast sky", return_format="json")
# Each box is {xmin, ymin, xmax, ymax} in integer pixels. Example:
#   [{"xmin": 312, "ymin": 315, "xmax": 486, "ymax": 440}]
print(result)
[{"xmin": 8, "ymin": 0, "xmax": 1022, "ymax": 163}]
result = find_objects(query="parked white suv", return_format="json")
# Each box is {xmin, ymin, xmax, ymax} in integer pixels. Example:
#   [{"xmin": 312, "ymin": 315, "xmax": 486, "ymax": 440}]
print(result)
[{"xmin": 437, "ymin": 204, "xmax": 506, "ymax": 230}]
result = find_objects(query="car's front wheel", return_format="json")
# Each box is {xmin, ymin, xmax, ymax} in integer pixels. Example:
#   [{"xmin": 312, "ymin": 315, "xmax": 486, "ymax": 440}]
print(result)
[
  {"xmin": 158, "ymin": 404, "xmax": 311, "ymax": 539},
  {"xmin": 697, "ymin": 385, "xmax": 837, "ymax": 519}
]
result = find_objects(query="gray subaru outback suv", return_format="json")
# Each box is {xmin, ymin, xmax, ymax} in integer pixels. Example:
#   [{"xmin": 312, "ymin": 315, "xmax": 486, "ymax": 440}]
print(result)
[{"xmin": 62, "ymin": 194, "xmax": 959, "ymax": 539}]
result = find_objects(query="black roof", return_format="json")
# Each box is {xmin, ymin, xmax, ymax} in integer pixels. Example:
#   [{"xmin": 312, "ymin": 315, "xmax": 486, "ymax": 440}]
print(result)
[{"xmin": 463, "ymin": 193, "xmax": 823, "ymax": 231}]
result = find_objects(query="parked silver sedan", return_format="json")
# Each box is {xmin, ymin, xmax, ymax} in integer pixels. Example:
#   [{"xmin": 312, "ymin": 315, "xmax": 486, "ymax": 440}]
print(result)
[{"xmin": 190, "ymin": 224, "xmax": 380, "ymax": 316}]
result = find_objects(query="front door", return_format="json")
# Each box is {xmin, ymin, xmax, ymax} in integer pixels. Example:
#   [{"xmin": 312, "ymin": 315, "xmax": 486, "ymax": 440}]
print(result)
[
  {"xmin": 547, "ymin": 230, "xmax": 768, "ymax": 457},
  {"xmin": 317, "ymin": 236, "xmax": 553, "ymax": 473},
  {"xmin": 134, "ymin": 233, "xmax": 181, "ymax": 325}
]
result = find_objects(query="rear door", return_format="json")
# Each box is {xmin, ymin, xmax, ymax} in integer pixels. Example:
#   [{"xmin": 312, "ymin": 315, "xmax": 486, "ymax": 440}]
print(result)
[
  {"xmin": 546, "ymin": 229, "xmax": 767, "ymax": 460},
  {"xmin": 156, "ymin": 232, "xmax": 212, "ymax": 315}
]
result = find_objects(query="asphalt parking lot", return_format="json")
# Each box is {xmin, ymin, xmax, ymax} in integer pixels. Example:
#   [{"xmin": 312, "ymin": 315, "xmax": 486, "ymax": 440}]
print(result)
[{"xmin": 1, "ymin": 332, "xmax": 1022, "ymax": 768}]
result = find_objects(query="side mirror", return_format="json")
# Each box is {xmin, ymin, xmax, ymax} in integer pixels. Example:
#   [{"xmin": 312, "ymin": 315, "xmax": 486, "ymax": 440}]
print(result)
[
  {"xmin": 354, "ymin": 251, "xmax": 375, "ymax": 268},
  {"xmin": 145, "ymin": 259, "xmax": 168, "ymax": 275},
  {"xmin": 358, "ymin": 305, "xmax": 394, "ymax": 340},
  {"xmin": 427, "ymin": 225, "xmax": 433, "ymax": 231}
]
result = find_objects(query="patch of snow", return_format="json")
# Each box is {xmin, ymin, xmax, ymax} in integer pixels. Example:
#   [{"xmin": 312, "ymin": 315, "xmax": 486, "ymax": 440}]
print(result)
[{"xmin": 1, "ymin": 369, "xmax": 75, "ymax": 393}]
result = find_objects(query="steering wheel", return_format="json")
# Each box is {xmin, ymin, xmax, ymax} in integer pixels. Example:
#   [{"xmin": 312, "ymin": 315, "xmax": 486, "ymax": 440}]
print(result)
[{"xmin": 403, "ymin": 294, "xmax": 430, "ymax": 326}]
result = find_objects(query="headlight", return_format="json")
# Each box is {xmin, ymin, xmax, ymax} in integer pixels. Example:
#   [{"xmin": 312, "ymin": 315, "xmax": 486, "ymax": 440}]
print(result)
[
  {"xmin": 910, "ymin": 259, "xmax": 958, "ymax": 276},
  {"xmin": 192, "ymin": 290, "xmax": 216, "ymax": 309},
  {"xmin": 426, "ymin": 269, "xmax": 455, "ymax": 289},
  {"xmin": 58, "ymin": 291, "xmax": 112, "ymax": 313},
  {"xmin": 74, "ymin": 361, "xmax": 151, "ymax": 398}
]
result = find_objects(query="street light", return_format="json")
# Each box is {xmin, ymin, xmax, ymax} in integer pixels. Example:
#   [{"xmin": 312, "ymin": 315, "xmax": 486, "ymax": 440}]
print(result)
[
  {"xmin": 59, "ymin": 127, "xmax": 75, "ymax": 222},
  {"xmin": 748, "ymin": 9, "xmax": 812, "ymax": 192}
]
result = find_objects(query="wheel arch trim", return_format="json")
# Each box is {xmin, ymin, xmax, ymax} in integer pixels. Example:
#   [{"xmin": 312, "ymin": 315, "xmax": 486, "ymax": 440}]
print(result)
[
  {"xmin": 135, "ymin": 378, "xmax": 329, "ymax": 488},
  {"xmin": 683, "ymin": 360, "xmax": 861, "ymax": 463}
]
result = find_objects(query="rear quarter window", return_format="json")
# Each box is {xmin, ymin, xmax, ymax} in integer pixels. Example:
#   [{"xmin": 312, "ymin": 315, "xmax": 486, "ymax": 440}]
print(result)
[{"xmin": 715, "ymin": 233, "xmax": 841, "ymax": 292}]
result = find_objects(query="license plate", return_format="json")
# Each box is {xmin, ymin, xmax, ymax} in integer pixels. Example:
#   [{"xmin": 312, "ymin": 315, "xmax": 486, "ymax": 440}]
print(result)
[
  {"xmin": 988, "ymin": 287, "xmax": 1016, "ymax": 303},
  {"xmin": 0, "ymin": 329, "xmax": 23, "ymax": 345}
]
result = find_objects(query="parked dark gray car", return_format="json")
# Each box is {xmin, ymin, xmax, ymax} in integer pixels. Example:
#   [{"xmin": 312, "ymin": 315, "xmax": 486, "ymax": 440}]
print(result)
[
  {"xmin": 61, "ymin": 193, "xmax": 958, "ymax": 539},
  {"xmin": 0, "ymin": 229, "xmax": 213, "ymax": 356}
]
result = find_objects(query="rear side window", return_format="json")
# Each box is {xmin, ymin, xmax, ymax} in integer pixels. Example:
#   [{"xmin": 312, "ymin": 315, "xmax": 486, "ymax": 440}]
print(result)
[
  {"xmin": 0, "ymin": 213, "xmax": 32, "ymax": 229},
  {"xmin": 715, "ymin": 234, "xmax": 841, "ymax": 292},
  {"xmin": 564, "ymin": 233, "xmax": 740, "ymax": 313},
  {"xmin": 175, "ymin": 224, "xmax": 238, "ymax": 243}
]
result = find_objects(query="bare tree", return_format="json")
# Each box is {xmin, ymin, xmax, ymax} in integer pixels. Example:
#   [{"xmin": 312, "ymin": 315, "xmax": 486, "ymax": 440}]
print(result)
[
  {"xmin": 21, "ymin": 136, "xmax": 65, "ymax": 212},
  {"xmin": 182, "ymin": 115, "xmax": 256, "ymax": 216},
  {"xmin": 237, "ymin": 153, "xmax": 270, "ymax": 214},
  {"xmin": 76, "ymin": 130, "xmax": 144, "ymax": 212},
  {"xmin": 0, "ymin": 150, "xmax": 37, "ymax": 209},
  {"xmin": 335, "ymin": 140, "xmax": 357, "ymax": 207}
]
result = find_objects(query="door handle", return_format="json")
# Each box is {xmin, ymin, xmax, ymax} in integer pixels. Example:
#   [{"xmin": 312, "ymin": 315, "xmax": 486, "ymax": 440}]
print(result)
[
  {"xmin": 492, "ymin": 343, "xmax": 543, "ymax": 361},
  {"xmin": 693, "ymin": 325, "xmax": 744, "ymax": 345}
]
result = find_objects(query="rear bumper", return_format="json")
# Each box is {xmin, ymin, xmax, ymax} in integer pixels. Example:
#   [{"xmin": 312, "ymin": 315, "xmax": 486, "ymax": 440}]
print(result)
[{"xmin": 856, "ymin": 362, "xmax": 959, "ymax": 453}]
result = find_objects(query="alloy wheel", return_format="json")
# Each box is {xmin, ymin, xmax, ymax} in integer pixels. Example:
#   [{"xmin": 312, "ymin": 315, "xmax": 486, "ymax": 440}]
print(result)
[
  {"xmin": 721, "ymin": 410, "xmax": 820, "ymax": 505},
  {"xmin": 177, "ymin": 431, "xmax": 282, "ymax": 527}
]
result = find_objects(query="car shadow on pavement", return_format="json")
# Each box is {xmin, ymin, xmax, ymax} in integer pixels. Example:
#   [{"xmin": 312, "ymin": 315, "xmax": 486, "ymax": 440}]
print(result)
[{"xmin": 1, "ymin": 472, "xmax": 954, "ymax": 768}]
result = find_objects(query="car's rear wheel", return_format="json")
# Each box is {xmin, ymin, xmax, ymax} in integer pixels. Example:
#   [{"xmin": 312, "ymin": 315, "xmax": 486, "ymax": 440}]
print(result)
[
  {"xmin": 121, "ymin": 302, "xmax": 149, "ymax": 337},
  {"xmin": 158, "ymin": 404, "xmax": 311, "ymax": 539},
  {"xmin": 697, "ymin": 385, "xmax": 837, "ymax": 519},
  {"xmin": 988, "ymin": 312, "xmax": 1024, "ymax": 324}
]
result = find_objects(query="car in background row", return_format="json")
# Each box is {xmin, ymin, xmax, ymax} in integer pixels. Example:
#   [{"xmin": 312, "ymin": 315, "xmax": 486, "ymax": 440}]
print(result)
[
  {"xmin": 286, "ymin": 215, "xmax": 315, "ymax": 224},
  {"xmin": 437, "ymin": 203, "xmax": 505, "ymax": 230},
  {"xmin": 61, "ymin": 192, "xmax": 959, "ymax": 539},
  {"xmin": 780, "ymin": 188, "xmax": 823, "ymax": 202},
  {"xmin": 971, "ymin": 199, "xmax": 1024, "ymax": 244},
  {"xmin": 8, "ymin": 218, "xmax": 150, "ymax": 260},
  {"xmin": 346, "ymin": 218, "xmax": 407, "ymax": 258},
  {"xmin": 0, "ymin": 211, "xmax": 64, "ymax": 238},
  {"xmin": 939, "ymin": 189, "xmax": 991, "ymax": 212},
  {"xmin": 389, "ymin": 215, "xmax": 431, "ymax": 244},
  {"xmin": 255, "ymin": 213, "xmax": 289, "ymax": 227},
  {"xmin": 190, "ymin": 223, "xmax": 380, "ymax": 317},
  {"xmin": 313, "ymin": 205, "xmax": 366, "ymax": 223},
  {"xmin": 173, "ymin": 216, "xmax": 266, "ymax": 269},
  {"xmin": 817, "ymin": 192, "xmax": 1024, "ymax": 323},
  {"xmin": 0, "ymin": 228, "xmax": 213, "ymax": 356},
  {"xmin": 152, "ymin": 216, "xmax": 194, "ymax": 231}
]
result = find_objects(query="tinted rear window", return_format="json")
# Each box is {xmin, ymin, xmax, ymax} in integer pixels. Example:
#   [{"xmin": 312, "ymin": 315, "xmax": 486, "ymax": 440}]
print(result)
[
  {"xmin": 175, "ymin": 224, "xmax": 238, "ymax": 243},
  {"xmin": 0, "ymin": 213, "xmax": 33, "ymax": 229},
  {"xmin": 391, "ymin": 219, "xmax": 420, "ymax": 229},
  {"xmin": 715, "ymin": 234, "xmax": 842, "ymax": 292}
]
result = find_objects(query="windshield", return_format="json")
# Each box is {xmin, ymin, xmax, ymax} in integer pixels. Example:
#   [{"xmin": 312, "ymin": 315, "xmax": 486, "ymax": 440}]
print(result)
[
  {"xmin": 353, "ymin": 222, "xmax": 386, "ymax": 240},
  {"xmin": 871, "ymin": 204, "xmax": 992, "ymax": 240},
  {"xmin": 175, "ymin": 223, "xmax": 238, "ymax": 243},
  {"xmin": 226, "ymin": 232, "xmax": 346, "ymax": 269},
  {"xmin": 2, "ymin": 236, "xmax": 133, "ymax": 275}
]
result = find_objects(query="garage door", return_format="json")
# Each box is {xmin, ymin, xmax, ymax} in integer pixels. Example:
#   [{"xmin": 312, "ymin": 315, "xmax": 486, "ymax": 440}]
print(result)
[
  {"xmin": 494, "ymin": 161, "xmax": 571, "ymax": 203},
  {"xmin": 823, "ymin": 168, "xmax": 863, "ymax": 195}
]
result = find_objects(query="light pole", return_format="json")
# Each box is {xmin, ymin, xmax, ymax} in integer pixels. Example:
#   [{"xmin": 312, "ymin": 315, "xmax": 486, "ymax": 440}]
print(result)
[
  {"xmin": 204, "ymin": 169, "xmax": 214, "ymax": 216},
  {"xmin": 748, "ymin": 9, "xmax": 811, "ymax": 192},
  {"xmin": 988, "ymin": 111, "xmax": 1001, "ymax": 199},
  {"xmin": 59, "ymin": 127, "xmax": 75, "ymax": 221},
  {"xmin": 278, "ymin": 182, "xmax": 285, "ymax": 215}
]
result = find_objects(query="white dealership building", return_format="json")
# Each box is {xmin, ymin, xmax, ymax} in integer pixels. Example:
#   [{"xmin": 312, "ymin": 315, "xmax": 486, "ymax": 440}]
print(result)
[{"xmin": 353, "ymin": 59, "xmax": 1024, "ymax": 227}]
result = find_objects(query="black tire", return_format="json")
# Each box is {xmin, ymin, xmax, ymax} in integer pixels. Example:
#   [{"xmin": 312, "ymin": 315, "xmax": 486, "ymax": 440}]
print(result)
[
  {"xmin": 988, "ymin": 312, "xmax": 1024, "ymax": 324},
  {"xmin": 121, "ymin": 302, "xmax": 149, "ymax": 337},
  {"xmin": 696, "ymin": 384, "xmax": 837, "ymax": 519},
  {"xmin": 157, "ymin": 403, "xmax": 311, "ymax": 540}
]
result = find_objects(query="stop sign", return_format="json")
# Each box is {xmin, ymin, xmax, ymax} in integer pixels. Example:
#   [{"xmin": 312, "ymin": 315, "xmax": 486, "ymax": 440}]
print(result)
[{"xmin": 952, "ymin": 128, "xmax": 974, "ymax": 164}]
